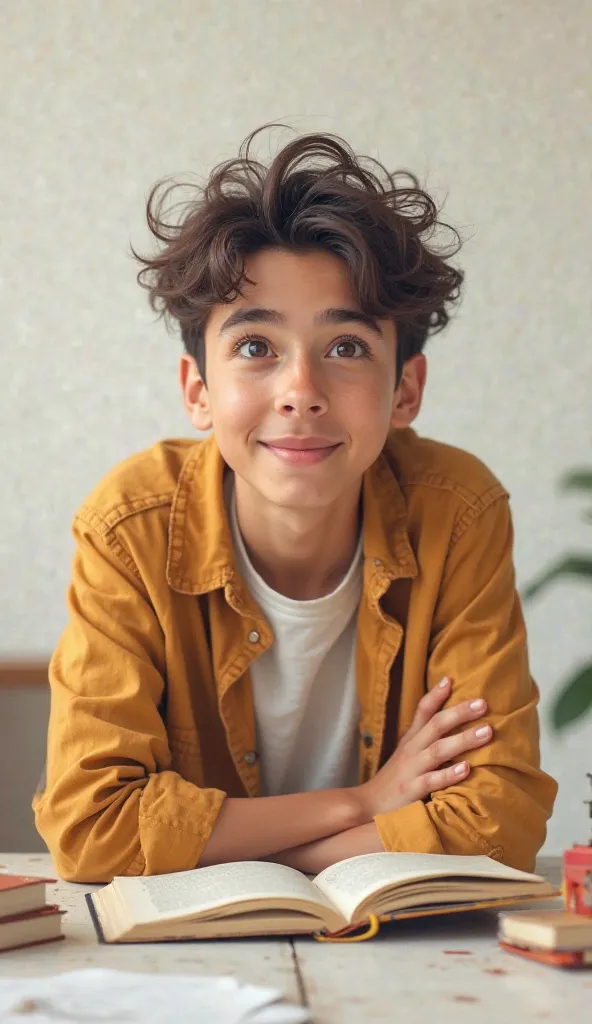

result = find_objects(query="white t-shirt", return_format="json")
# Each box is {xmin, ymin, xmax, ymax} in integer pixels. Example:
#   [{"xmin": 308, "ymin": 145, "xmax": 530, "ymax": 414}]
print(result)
[{"xmin": 226, "ymin": 472, "xmax": 362, "ymax": 796}]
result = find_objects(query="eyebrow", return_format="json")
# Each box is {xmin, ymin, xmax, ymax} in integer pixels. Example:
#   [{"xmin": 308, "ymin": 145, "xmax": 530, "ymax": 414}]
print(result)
[{"xmin": 218, "ymin": 306, "xmax": 384, "ymax": 339}]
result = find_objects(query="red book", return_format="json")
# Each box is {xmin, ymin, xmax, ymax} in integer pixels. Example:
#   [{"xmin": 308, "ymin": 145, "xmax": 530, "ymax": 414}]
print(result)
[
  {"xmin": 0, "ymin": 905, "xmax": 65, "ymax": 954},
  {"xmin": 0, "ymin": 874, "xmax": 54, "ymax": 920},
  {"xmin": 499, "ymin": 940, "xmax": 592, "ymax": 968}
]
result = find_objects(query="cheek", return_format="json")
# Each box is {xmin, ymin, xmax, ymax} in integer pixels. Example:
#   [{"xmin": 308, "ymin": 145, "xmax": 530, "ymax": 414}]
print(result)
[
  {"xmin": 211, "ymin": 378, "xmax": 262, "ymax": 424},
  {"xmin": 345, "ymin": 376, "xmax": 394, "ymax": 427}
]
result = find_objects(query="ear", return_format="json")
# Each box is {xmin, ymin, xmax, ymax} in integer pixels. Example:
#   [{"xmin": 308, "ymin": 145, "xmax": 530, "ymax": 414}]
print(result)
[
  {"xmin": 390, "ymin": 353, "xmax": 427, "ymax": 429},
  {"xmin": 179, "ymin": 354, "xmax": 213, "ymax": 432}
]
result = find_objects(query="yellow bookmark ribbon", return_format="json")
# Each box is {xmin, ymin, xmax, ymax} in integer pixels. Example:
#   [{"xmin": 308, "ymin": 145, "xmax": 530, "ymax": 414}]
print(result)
[{"xmin": 313, "ymin": 914, "xmax": 380, "ymax": 943}]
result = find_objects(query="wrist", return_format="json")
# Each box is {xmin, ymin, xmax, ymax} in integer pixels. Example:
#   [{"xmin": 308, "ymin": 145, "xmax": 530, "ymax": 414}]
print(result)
[{"xmin": 344, "ymin": 784, "xmax": 373, "ymax": 828}]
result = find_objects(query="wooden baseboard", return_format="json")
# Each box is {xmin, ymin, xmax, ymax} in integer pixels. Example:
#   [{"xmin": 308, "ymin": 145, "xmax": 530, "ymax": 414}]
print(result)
[{"xmin": 0, "ymin": 662, "xmax": 49, "ymax": 686}]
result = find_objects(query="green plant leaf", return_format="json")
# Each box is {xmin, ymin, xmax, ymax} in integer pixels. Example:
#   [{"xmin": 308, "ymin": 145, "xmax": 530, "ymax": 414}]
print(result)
[
  {"xmin": 522, "ymin": 556, "xmax": 592, "ymax": 600},
  {"xmin": 551, "ymin": 664, "xmax": 592, "ymax": 731},
  {"xmin": 561, "ymin": 470, "xmax": 592, "ymax": 492}
]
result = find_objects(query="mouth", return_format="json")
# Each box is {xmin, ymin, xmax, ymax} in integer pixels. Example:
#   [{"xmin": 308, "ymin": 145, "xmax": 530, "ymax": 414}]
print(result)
[{"xmin": 259, "ymin": 442, "xmax": 342, "ymax": 466}]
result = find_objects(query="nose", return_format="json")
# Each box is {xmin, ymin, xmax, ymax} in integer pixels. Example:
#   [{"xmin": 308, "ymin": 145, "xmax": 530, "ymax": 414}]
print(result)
[{"xmin": 273, "ymin": 355, "xmax": 329, "ymax": 418}]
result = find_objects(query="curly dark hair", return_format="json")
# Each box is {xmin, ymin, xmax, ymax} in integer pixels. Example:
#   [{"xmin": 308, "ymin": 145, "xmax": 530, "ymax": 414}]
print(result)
[{"xmin": 133, "ymin": 124, "xmax": 464, "ymax": 385}]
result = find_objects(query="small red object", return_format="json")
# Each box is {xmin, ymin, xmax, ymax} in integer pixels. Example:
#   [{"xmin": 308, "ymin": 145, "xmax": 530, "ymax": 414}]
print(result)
[
  {"xmin": 564, "ymin": 845, "xmax": 592, "ymax": 916},
  {"xmin": 563, "ymin": 773, "xmax": 592, "ymax": 918}
]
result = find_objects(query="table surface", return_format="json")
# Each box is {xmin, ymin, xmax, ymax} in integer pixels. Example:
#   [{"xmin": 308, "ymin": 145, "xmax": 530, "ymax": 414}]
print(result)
[{"xmin": 0, "ymin": 854, "xmax": 590, "ymax": 1023}]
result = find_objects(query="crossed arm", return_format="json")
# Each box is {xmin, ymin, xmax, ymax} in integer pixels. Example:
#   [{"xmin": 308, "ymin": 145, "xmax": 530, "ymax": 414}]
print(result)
[{"xmin": 200, "ymin": 677, "xmax": 492, "ymax": 872}]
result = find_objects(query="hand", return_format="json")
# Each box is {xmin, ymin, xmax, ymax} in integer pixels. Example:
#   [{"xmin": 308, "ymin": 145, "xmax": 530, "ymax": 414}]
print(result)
[{"xmin": 355, "ymin": 677, "xmax": 492, "ymax": 819}]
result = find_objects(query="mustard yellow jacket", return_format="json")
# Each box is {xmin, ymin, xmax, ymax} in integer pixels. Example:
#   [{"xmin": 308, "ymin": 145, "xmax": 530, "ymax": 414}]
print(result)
[{"xmin": 34, "ymin": 429, "xmax": 557, "ymax": 882}]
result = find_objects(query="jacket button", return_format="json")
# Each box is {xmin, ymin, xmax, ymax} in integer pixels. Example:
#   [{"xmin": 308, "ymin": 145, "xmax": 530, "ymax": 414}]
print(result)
[
  {"xmin": 373, "ymin": 558, "xmax": 382, "ymax": 567},
  {"xmin": 244, "ymin": 750, "xmax": 258, "ymax": 765},
  {"xmin": 248, "ymin": 630, "xmax": 260, "ymax": 644},
  {"xmin": 362, "ymin": 732, "xmax": 373, "ymax": 749}
]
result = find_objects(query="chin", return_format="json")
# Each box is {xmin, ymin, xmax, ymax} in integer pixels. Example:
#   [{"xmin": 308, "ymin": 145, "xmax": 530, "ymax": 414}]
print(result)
[{"xmin": 260, "ymin": 479, "xmax": 344, "ymax": 510}]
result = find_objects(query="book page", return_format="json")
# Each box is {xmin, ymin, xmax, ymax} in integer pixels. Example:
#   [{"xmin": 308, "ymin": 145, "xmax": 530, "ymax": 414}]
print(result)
[
  {"xmin": 0, "ymin": 968, "xmax": 310, "ymax": 1024},
  {"xmin": 313, "ymin": 852, "xmax": 544, "ymax": 923},
  {"xmin": 114, "ymin": 861, "xmax": 334, "ymax": 924}
]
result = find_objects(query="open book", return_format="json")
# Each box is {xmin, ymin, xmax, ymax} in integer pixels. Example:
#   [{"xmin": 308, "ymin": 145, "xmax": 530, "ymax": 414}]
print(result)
[{"xmin": 86, "ymin": 853, "xmax": 558, "ymax": 943}]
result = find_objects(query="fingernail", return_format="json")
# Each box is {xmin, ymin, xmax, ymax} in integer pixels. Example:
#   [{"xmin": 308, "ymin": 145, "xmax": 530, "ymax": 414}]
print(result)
[
  {"xmin": 439, "ymin": 677, "xmax": 450, "ymax": 688},
  {"xmin": 454, "ymin": 762, "xmax": 468, "ymax": 774},
  {"xmin": 475, "ymin": 725, "xmax": 490, "ymax": 737},
  {"xmin": 469, "ymin": 699, "xmax": 485, "ymax": 710}
]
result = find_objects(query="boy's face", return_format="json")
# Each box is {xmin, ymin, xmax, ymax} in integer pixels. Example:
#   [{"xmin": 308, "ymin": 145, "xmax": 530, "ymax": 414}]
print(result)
[{"xmin": 181, "ymin": 248, "xmax": 426, "ymax": 510}]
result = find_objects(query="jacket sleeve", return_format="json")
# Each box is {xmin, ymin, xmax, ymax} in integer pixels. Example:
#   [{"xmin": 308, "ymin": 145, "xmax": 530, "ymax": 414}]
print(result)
[
  {"xmin": 33, "ymin": 513, "xmax": 226, "ymax": 883},
  {"xmin": 374, "ymin": 495, "xmax": 558, "ymax": 871}
]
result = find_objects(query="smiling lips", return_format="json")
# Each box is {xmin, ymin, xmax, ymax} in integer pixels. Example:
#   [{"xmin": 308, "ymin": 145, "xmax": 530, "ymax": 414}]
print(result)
[{"xmin": 259, "ymin": 436, "xmax": 342, "ymax": 465}]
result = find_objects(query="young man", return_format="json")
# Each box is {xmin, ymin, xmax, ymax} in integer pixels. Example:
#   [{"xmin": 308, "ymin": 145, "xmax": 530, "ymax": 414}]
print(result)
[{"xmin": 34, "ymin": 128, "xmax": 557, "ymax": 883}]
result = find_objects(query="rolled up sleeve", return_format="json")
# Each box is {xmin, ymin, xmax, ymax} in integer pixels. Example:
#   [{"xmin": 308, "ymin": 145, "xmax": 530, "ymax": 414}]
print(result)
[
  {"xmin": 33, "ymin": 515, "xmax": 226, "ymax": 883},
  {"xmin": 374, "ymin": 496, "xmax": 557, "ymax": 871}
]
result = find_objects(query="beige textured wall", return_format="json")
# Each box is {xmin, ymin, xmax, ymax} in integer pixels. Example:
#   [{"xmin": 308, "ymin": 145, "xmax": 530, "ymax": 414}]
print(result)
[{"xmin": 1, "ymin": 2, "xmax": 591, "ymax": 854}]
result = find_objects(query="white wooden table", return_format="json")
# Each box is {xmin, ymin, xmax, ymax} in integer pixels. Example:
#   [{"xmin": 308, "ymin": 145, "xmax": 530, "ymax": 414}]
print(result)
[{"xmin": 0, "ymin": 854, "xmax": 590, "ymax": 1022}]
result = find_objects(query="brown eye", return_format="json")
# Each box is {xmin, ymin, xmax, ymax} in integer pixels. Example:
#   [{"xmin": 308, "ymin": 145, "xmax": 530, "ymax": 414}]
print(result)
[
  {"xmin": 235, "ymin": 338, "xmax": 271, "ymax": 358},
  {"xmin": 329, "ymin": 337, "xmax": 370, "ymax": 359}
]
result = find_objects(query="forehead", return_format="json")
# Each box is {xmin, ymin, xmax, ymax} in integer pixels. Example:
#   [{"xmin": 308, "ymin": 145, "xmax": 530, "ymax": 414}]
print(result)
[
  {"xmin": 241, "ymin": 248, "xmax": 359, "ymax": 301},
  {"xmin": 206, "ymin": 248, "xmax": 363, "ymax": 334}
]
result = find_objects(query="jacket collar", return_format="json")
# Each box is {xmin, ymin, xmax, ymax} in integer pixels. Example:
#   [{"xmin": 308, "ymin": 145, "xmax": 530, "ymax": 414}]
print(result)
[{"xmin": 166, "ymin": 431, "xmax": 417, "ymax": 595}]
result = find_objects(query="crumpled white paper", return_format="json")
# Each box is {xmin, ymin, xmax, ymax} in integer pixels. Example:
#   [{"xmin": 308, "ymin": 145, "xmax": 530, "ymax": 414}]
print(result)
[{"xmin": 0, "ymin": 968, "xmax": 311, "ymax": 1024}]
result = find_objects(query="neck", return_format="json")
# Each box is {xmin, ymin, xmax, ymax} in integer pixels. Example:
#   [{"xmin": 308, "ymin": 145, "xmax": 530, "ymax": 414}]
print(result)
[{"xmin": 233, "ymin": 476, "xmax": 363, "ymax": 600}]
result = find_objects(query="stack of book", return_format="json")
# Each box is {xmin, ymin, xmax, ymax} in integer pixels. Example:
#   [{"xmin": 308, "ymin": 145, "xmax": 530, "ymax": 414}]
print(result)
[
  {"xmin": 0, "ymin": 874, "xmax": 64, "ymax": 953},
  {"xmin": 499, "ymin": 910, "xmax": 592, "ymax": 967}
]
